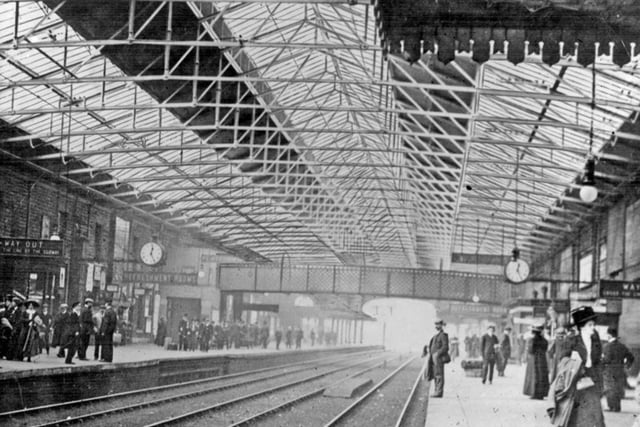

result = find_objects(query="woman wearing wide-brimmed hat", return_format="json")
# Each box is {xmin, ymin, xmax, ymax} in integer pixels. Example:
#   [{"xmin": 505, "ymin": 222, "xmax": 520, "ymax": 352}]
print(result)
[
  {"xmin": 550, "ymin": 306, "xmax": 605, "ymax": 427},
  {"xmin": 17, "ymin": 300, "xmax": 43, "ymax": 362}
]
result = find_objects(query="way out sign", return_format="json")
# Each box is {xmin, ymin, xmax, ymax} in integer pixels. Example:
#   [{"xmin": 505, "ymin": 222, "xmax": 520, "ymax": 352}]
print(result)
[{"xmin": 599, "ymin": 280, "xmax": 640, "ymax": 299}]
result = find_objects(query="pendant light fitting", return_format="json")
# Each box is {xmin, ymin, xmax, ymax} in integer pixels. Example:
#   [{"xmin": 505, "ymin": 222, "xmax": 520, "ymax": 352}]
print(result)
[{"xmin": 580, "ymin": 61, "xmax": 598, "ymax": 203}]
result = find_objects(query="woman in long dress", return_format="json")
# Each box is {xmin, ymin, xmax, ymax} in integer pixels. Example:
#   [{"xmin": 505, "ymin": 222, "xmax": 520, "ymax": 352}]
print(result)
[
  {"xmin": 559, "ymin": 306, "xmax": 605, "ymax": 427},
  {"xmin": 18, "ymin": 301, "xmax": 43, "ymax": 362},
  {"xmin": 523, "ymin": 325, "xmax": 549, "ymax": 399}
]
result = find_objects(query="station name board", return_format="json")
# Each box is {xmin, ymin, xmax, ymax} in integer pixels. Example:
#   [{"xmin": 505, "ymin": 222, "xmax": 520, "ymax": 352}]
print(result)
[
  {"xmin": 599, "ymin": 280, "xmax": 640, "ymax": 299},
  {"xmin": 123, "ymin": 271, "xmax": 198, "ymax": 285},
  {"xmin": 0, "ymin": 237, "xmax": 63, "ymax": 257},
  {"xmin": 448, "ymin": 302, "xmax": 508, "ymax": 315}
]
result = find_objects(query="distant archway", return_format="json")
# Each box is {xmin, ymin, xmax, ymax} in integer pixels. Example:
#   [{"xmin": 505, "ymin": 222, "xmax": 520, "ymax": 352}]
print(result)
[{"xmin": 362, "ymin": 298, "xmax": 437, "ymax": 353}]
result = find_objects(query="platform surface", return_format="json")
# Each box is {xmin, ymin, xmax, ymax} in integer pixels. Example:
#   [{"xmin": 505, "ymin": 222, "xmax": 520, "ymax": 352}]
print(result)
[
  {"xmin": 426, "ymin": 360, "xmax": 638, "ymax": 427},
  {"xmin": 0, "ymin": 343, "xmax": 350, "ymax": 375}
]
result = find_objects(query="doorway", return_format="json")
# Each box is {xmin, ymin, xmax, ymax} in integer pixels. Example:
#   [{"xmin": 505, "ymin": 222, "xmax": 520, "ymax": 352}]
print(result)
[{"xmin": 166, "ymin": 297, "xmax": 201, "ymax": 342}]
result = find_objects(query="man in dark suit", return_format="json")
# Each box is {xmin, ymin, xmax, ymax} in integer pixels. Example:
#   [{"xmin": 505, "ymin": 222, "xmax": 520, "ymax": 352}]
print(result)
[
  {"xmin": 63, "ymin": 302, "xmax": 81, "ymax": 365},
  {"xmin": 425, "ymin": 319, "xmax": 449, "ymax": 398},
  {"xmin": 178, "ymin": 314, "xmax": 189, "ymax": 351},
  {"xmin": 78, "ymin": 298, "xmax": 94, "ymax": 360},
  {"xmin": 481, "ymin": 325, "xmax": 499, "ymax": 384},
  {"xmin": 100, "ymin": 299, "xmax": 117, "ymax": 362},
  {"xmin": 497, "ymin": 327, "xmax": 512, "ymax": 377},
  {"xmin": 602, "ymin": 327, "xmax": 635, "ymax": 412}
]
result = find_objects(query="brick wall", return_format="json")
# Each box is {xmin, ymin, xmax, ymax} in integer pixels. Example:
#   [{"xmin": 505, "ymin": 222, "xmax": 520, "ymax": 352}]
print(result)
[{"xmin": 0, "ymin": 164, "xmax": 225, "ymax": 313}]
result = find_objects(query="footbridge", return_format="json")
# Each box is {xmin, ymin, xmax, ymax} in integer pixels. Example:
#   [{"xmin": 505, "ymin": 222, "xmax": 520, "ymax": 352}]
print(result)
[{"xmin": 218, "ymin": 264, "xmax": 510, "ymax": 306}]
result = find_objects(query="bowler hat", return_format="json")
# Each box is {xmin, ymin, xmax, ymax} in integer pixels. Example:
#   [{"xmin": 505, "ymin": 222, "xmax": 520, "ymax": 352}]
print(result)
[
  {"xmin": 434, "ymin": 319, "xmax": 445, "ymax": 326},
  {"xmin": 71, "ymin": 301, "xmax": 80, "ymax": 309},
  {"xmin": 570, "ymin": 306, "xmax": 597, "ymax": 326}
]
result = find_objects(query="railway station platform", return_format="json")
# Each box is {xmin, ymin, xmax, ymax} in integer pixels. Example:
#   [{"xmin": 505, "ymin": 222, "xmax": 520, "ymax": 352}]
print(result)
[
  {"xmin": 427, "ymin": 361, "xmax": 638, "ymax": 427},
  {"xmin": 0, "ymin": 342, "xmax": 321, "ymax": 373},
  {"xmin": 0, "ymin": 343, "xmax": 374, "ymax": 413}
]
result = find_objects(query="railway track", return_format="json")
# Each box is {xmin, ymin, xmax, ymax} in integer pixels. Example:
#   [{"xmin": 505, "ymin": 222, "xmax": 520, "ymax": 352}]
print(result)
[
  {"xmin": 2, "ymin": 349, "xmax": 383, "ymax": 427},
  {"xmin": 4, "ymin": 350, "xmax": 430, "ymax": 426},
  {"xmin": 158, "ymin": 355, "xmax": 428, "ymax": 427}
]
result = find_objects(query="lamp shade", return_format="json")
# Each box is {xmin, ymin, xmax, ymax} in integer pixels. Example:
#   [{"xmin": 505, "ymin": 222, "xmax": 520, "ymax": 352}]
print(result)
[
  {"xmin": 579, "ymin": 158, "xmax": 598, "ymax": 203},
  {"xmin": 579, "ymin": 184, "xmax": 598, "ymax": 203}
]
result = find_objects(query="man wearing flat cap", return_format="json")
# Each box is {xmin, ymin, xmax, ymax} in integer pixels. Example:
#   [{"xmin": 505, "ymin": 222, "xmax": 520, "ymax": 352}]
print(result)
[
  {"xmin": 424, "ymin": 319, "xmax": 449, "ymax": 397},
  {"xmin": 78, "ymin": 298, "xmax": 94, "ymax": 361}
]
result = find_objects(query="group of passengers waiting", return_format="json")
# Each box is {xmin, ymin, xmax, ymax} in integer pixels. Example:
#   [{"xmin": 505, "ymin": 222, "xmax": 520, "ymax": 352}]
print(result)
[
  {"xmin": 0, "ymin": 296, "xmax": 118, "ymax": 364},
  {"xmin": 155, "ymin": 315, "xmax": 339, "ymax": 352}
]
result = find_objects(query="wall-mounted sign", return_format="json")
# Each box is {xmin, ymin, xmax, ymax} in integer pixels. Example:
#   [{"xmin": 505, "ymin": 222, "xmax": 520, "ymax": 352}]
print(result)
[
  {"xmin": 123, "ymin": 271, "xmax": 197, "ymax": 285},
  {"xmin": 600, "ymin": 280, "xmax": 640, "ymax": 299},
  {"xmin": 447, "ymin": 302, "xmax": 508, "ymax": 315},
  {"xmin": 0, "ymin": 237, "xmax": 63, "ymax": 257}
]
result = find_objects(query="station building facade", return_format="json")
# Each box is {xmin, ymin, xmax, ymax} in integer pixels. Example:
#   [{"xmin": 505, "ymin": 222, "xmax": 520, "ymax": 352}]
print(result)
[{"xmin": 0, "ymin": 161, "xmax": 228, "ymax": 341}]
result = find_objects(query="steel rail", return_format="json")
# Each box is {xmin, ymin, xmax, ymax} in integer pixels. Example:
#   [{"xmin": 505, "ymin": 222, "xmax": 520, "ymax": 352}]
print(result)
[
  {"xmin": 227, "ymin": 356, "xmax": 398, "ymax": 427},
  {"xmin": 393, "ymin": 357, "xmax": 429, "ymax": 427},
  {"xmin": 2, "ymin": 349, "xmax": 377, "ymax": 421},
  {"xmin": 142, "ymin": 352, "xmax": 392, "ymax": 427},
  {"xmin": 323, "ymin": 355, "xmax": 417, "ymax": 426},
  {"xmin": 28, "ymin": 351, "xmax": 386, "ymax": 427}
]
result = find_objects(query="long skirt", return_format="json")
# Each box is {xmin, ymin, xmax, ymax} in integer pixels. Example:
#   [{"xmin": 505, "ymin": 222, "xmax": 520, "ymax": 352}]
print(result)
[{"xmin": 567, "ymin": 386, "xmax": 605, "ymax": 427}]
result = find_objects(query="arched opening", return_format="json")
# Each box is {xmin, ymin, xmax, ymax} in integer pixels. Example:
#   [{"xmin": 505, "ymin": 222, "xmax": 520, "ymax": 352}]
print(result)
[{"xmin": 362, "ymin": 298, "xmax": 437, "ymax": 352}]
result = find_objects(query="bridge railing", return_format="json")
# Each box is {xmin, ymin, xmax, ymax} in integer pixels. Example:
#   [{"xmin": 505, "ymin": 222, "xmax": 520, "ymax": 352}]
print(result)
[{"xmin": 218, "ymin": 264, "xmax": 510, "ymax": 306}]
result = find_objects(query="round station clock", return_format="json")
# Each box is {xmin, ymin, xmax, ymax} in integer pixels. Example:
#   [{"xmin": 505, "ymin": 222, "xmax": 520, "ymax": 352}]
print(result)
[
  {"xmin": 504, "ymin": 257, "xmax": 530, "ymax": 284},
  {"xmin": 139, "ymin": 241, "xmax": 165, "ymax": 266}
]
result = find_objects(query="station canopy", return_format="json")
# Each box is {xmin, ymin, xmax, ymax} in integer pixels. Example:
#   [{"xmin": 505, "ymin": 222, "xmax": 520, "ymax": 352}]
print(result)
[{"xmin": 1, "ymin": 0, "xmax": 640, "ymax": 269}]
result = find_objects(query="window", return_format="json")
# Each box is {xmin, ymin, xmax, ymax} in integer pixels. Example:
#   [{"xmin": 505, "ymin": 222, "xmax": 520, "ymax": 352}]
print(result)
[
  {"xmin": 132, "ymin": 235, "xmax": 139, "ymax": 260},
  {"xmin": 559, "ymin": 246, "xmax": 573, "ymax": 280},
  {"xmin": 94, "ymin": 223, "xmax": 103, "ymax": 260},
  {"xmin": 40, "ymin": 214, "xmax": 50, "ymax": 239},
  {"xmin": 113, "ymin": 217, "xmax": 130, "ymax": 260},
  {"xmin": 57, "ymin": 211, "xmax": 68, "ymax": 239},
  {"xmin": 598, "ymin": 242, "xmax": 607, "ymax": 279},
  {"xmin": 625, "ymin": 199, "xmax": 640, "ymax": 268},
  {"xmin": 579, "ymin": 252, "xmax": 593, "ymax": 287}
]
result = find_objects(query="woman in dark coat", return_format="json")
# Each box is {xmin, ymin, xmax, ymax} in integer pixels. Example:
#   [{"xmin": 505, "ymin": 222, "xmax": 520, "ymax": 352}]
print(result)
[
  {"xmin": 559, "ymin": 306, "xmax": 605, "ymax": 427},
  {"xmin": 523, "ymin": 325, "xmax": 549, "ymax": 399},
  {"xmin": 155, "ymin": 317, "xmax": 166, "ymax": 346},
  {"xmin": 51, "ymin": 304, "xmax": 68, "ymax": 349}
]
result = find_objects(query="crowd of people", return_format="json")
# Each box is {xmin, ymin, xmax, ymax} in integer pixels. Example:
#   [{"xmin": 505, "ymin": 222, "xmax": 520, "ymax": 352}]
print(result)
[
  {"xmin": 0, "ymin": 296, "xmax": 118, "ymax": 365},
  {"xmin": 154, "ymin": 315, "xmax": 340, "ymax": 353},
  {"xmin": 424, "ymin": 306, "xmax": 637, "ymax": 427}
]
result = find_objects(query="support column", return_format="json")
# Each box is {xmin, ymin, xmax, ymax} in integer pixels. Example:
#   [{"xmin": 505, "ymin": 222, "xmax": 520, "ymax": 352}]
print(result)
[{"xmin": 360, "ymin": 319, "xmax": 364, "ymax": 344}]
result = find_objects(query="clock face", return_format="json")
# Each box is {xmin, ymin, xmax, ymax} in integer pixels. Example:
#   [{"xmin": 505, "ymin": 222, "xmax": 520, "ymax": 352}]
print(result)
[
  {"xmin": 140, "ymin": 242, "xmax": 164, "ymax": 266},
  {"xmin": 504, "ymin": 258, "xmax": 530, "ymax": 284}
]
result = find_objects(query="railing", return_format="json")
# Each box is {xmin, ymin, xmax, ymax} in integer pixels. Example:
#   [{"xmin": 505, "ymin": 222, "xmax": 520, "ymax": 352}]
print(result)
[{"xmin": 218, "ymin": 264, "xmax": 510, "ymax": 306}]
